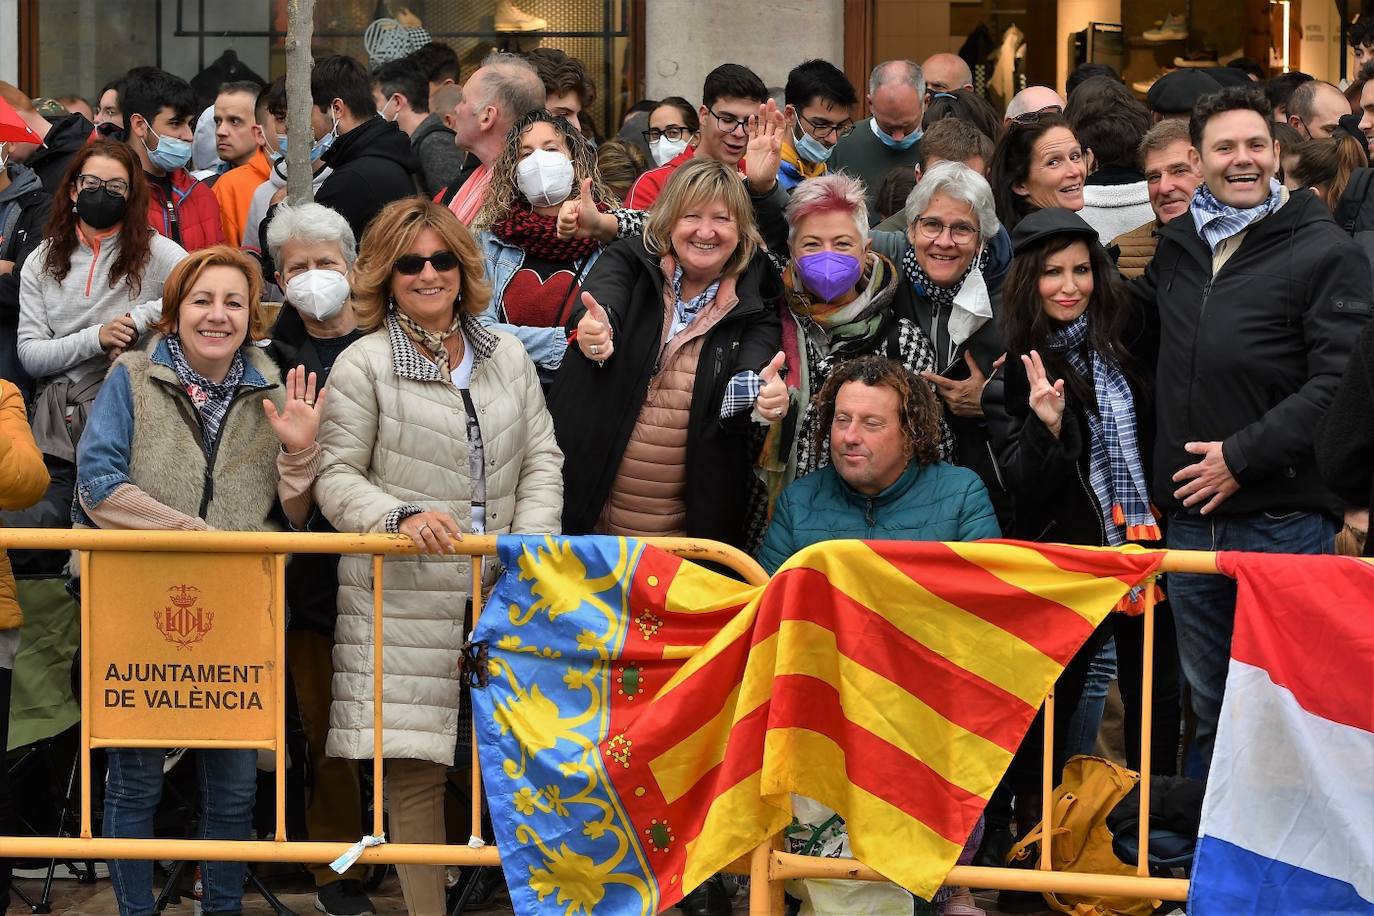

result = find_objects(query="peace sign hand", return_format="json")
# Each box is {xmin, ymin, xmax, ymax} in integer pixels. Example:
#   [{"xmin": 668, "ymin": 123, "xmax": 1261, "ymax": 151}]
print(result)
[{"xmin": 1022, "ymin": 350, "xmax": 1065, "ymax": 438}]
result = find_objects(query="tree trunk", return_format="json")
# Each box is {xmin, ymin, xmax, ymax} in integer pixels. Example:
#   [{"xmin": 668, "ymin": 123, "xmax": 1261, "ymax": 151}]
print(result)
[{"xmin": 285, "ymin": 0, "xmax": 316, "ymax": 205}]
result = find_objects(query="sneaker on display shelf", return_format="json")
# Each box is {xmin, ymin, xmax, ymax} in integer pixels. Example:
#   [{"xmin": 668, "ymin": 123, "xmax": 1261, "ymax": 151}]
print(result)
[
  {"xmin": 1143, "ymin": 13, "xmax": 1188, "ymax": 42},
  {"xmin": 1174, "ymin": 47, "xmax": 1219, "ymax": 67}
]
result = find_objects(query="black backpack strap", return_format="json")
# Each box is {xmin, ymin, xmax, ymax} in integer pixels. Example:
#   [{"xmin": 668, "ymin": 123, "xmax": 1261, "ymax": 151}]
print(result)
[{"xmin": 1335, "ymin": 168, "xmax": 1374, "ymax": 235}]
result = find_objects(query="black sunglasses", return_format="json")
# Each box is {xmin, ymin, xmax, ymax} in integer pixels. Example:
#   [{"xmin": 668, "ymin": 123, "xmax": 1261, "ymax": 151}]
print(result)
[{"xmin": 394, "ymin": 251, "xmax": 460, "ymax": 275}]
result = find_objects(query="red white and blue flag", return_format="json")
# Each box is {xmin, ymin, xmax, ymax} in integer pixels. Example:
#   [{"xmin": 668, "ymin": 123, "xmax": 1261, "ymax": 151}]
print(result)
[{"xmin": 1189, "ymin": 552, "xmax": 1374, "ymax": 915}]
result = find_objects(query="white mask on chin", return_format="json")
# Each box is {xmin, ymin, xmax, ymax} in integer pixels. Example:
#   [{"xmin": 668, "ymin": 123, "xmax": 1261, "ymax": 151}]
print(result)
[{"xmin": 286, "ymin": 269, "xmax": 351, "ymax": 322}]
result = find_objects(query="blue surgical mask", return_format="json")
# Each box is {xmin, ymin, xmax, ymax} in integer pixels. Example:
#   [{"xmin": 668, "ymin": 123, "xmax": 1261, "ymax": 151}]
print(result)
[
  {"xmin": 793, "ymin": 124, "xmax": 834, "ymax": 164},
  {"xmin": 311, "ymin": 111, "xmax": 340, "ymax": 160},
  {"xmin": 140, "ymin": 121, "xmax": 193, "ymax": 172},
  {"xmin": 870, "ymin": 117, "xmax": 921, "ymax": 151}
]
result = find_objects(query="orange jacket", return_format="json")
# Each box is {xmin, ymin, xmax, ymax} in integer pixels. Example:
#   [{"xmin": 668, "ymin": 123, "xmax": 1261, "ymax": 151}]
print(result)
[
  {"xmin": 212, "ymin": 148, "xmax": 272, "ymax": 250},
  {"xmin": 0, "ymin": 379, "xmax": 50, "ymax": 630}
]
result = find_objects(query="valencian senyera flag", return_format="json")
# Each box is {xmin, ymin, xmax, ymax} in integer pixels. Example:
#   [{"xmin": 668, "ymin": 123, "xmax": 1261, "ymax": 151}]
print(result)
[{"xmin": 469, "ymin": 535, "xmax": 1164, "ymax": 915}]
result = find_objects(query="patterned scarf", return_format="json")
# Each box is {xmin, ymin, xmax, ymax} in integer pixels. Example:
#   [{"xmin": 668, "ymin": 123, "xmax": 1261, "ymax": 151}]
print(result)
[
  {"xmin": 1189, "ymin": 178, "xmax": 1283, "ymax": 252},
  {"xmin": 1045, "ymin": 315, "xmax": 1158, "ymax": 546},
  {"xmin": 900, "ymin": 244, "xmax": 988, "ymax": 312},
  {"xmin": 490, "ymin": 203, "xmax": 603, "ymax": 262},
  {"xmin": 393, "ymin": 309, "xmax": 463, "ymax": 376},
  {"xmin": 165, "ymin": 334, "xmax": 245, "ymax": 455}
]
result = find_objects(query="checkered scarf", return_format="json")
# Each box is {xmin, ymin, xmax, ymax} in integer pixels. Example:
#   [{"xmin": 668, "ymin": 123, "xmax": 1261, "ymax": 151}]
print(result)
[
  {"xmin": 1045, "ymin": 315, "xmax": 1157, "ymax": 545},
  {"xmin": 1189, "ymin": 178, "xmax": 1282, "ymax": 252},
  {"xmin": 165, "ymin": 334, "xmax": 246, "ymax": 455}
]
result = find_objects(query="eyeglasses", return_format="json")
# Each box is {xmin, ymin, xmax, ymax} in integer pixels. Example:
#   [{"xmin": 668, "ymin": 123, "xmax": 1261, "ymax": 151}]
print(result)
[
  {"xmin": 75, "ymin": 174, "xmax": 129, "ymax": 196},
  {"xmin": 1010, "ymin": 105, "xmax": 1065, "ymax": 125},
  {"xmin": 707, "ymin": 108, "xmax": 751, "ymax": 135},
  {"xmin": 642, "ymin": 125, "xmax": 693, "ymax": 143},
  {"xmin": 797, "ymin": 112, "xmax": 855, "ymax": 140},
  {"xmin": 394, "ymin": 251, "xmax": 460, "ymax": 275},
  {"xmin": 914, "ymin": 216, "xmax": 978, "ymax": 245}
]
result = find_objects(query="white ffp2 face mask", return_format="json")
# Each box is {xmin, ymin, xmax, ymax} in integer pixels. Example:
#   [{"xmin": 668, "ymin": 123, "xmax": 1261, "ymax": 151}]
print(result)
[
  {"xmin": 286, "ymin": 269, "xmax": 351, "ymax": 322},
  {"xmin": 515, "ymin": 148, "xmax": 575, "ymax": 208},
  {"xmin": 650, "ymin": 135, "xmax": 688, "ymax": 166}
]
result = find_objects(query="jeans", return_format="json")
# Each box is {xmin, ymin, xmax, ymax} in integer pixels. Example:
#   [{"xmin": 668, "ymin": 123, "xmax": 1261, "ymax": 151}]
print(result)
[
  {"xmin": 1166, "ymin": 509, "xmax": 1336, "ymax": 773},
  {"xmin": 1066, "ymin": 637, "xmax": 1116, "ymax": 758},
  {"xmin": 104, "ymin": 748, "xmax": 257, "ymax": 916}
]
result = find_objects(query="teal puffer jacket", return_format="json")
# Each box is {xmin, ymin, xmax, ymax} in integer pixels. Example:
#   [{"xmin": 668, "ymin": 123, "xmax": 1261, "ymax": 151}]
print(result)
[{"xmin": 757, "ymin": 460, "xmax": 1000, "ymax": 574}]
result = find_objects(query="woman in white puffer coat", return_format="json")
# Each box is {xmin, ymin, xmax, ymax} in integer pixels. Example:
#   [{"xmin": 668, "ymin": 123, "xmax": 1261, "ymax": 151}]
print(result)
[{"xmin": 313, "ymin": 198, "xmax": 563, "ymax": 916}]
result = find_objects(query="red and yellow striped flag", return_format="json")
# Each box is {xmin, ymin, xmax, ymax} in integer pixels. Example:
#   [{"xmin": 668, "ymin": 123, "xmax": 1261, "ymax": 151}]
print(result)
[{"xmin": 473, "ymin": 536, "xmax": 1164, "ymax": 913}]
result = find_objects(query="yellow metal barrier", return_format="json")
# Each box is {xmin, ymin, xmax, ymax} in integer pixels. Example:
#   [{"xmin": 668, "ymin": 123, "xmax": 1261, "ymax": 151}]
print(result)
[
  {"xmin": 0, "ymin": 528, "xmax": 1215, "ymax": 913},
  {"xmin": 748, "ymin": 550, "xmax": 1223, "ymax": 914},
  {"xmin": 0, "ymin": 529, "xmax": 766, "ymax": 875}
]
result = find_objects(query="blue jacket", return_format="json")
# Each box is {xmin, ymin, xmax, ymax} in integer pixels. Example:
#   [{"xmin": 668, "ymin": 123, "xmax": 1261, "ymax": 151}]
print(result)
[
  {"xmin": 757, "ymin": 460, "xmax": 1000, "ymax": 574},
  {"xmin": 476, "ymin": 231, "xmax": 601, "ymax": 372}
]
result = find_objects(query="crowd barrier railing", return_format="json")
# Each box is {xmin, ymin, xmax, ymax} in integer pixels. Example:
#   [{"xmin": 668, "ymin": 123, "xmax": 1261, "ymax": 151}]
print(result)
[{"xmin": 0, "ymin": 528, "xmax": 1210, "ymax": 914}]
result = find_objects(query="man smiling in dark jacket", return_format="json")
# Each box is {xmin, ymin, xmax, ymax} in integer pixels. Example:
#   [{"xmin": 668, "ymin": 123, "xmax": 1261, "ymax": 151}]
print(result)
[
  {"xmin": 311, "ymin": 55, "xmax": 419, "ymax": 241},
  {"xmin": 1131, "ymin": 86, "xmax": 1372, "ymax": 771}
]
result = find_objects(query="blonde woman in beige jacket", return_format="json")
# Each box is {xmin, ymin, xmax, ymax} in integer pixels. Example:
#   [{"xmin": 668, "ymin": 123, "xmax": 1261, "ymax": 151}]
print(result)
[{"xmin": 314, "ymin": 198, "xmax": 563, "ymax": 916}]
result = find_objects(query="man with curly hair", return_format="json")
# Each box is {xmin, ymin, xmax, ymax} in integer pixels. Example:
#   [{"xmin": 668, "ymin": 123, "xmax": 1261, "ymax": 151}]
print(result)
[
  {"xmin": 1352, "ymin": 15, "xmax": 1374, "ymax": 73},
  {"xmin": 757, "ymin": 354, "xmax": 999, "ymax": 575}
]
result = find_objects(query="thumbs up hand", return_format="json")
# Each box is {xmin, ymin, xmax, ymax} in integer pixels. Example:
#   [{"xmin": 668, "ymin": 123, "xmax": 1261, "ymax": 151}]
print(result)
[
  {"xmin": 557, "ymin": 178, "xmax": 594, "ymax": 239},
  {"xmin": 753, "ymin": 351, "xmax": 788, "ymax": 424},
  {"xmin": 575, "ymin": 291, "xmax": 614, "ymax": 363}
]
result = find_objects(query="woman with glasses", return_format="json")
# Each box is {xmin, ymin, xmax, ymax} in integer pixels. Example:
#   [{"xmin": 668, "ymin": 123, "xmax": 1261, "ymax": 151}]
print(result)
[
  {"xmin": 987, "ymin": 112, "xmax": 1087, "ymax": 231},
  {"xmin": 75, "ymin": 245, "xmax": 323, "ymax": 916},
  {"xmin": 313, "ymin": 197, "xmax": 562, "ymax": 916},
  {"xmin": 844, "ymin": 162, "xmax": 1015, "ymax": 526},
  {"xmin": 470, "ymin": 111, "xmax": 620, "ymax": 387},
  {"xmin": 18, "ymin": 140, "xmax": 186, "ymax": 389},
  {"xmin": 641, "ymin": 95, "xmax": 699, "ymax": 168},
  {"xmin": 548, "ymin": 158, "xmax": 783, "ymax": 551}
]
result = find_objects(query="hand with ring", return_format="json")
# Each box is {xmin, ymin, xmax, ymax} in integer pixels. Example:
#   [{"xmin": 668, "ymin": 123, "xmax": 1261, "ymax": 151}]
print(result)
[
  {"xmin": 263, "ymin": 364, "xmax": 325, "ymax": 453},
  {"xmin": 575, "ymin": 291, "xmax": 614, "ymax": 362},
  {"xmin": 753, "ymin": 351, "xmax": 789, "ymax": 426},
  {"xmin": 398, "ymin": 510, "xmax": 464, "ymax": 555}
]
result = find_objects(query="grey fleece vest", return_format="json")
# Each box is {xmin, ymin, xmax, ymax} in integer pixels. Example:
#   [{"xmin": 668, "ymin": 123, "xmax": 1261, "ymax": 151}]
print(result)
[{"xmin": 122, "ymin": 345, "xmax": 284, "ymax": 531}]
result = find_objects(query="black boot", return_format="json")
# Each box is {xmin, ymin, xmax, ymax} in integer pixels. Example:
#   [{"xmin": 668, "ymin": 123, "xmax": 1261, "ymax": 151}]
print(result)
[{"xmin": 677, "ymin": 873, "xmax": 732, "ymax": 916}]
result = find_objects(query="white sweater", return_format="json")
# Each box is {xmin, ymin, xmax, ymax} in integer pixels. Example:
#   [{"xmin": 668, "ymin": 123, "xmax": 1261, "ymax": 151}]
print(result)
[
  {"xmin": 18, "ymin": 232, "xmax": 186, "ymax": 383},
  {"xmin": 1079, "ymin": 181, "xmax": 1155, "ymax": 246}
]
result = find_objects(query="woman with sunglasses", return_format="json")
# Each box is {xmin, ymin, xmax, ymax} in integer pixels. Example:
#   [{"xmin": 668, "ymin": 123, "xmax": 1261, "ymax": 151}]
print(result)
[
  {"xmin": 18, "ymin": 140, "xmax": 186, "ymax": 390},
  {"xmin": 470, "ymin": 111, "xmax": 620, "ymax": 387},
  {"xmin": 313, "ymin": 197, "xmax": 562, "ymax": 916},
  {"xmin": 987, "ymin": 112, "xmax": 1087, "ymax": 231}
]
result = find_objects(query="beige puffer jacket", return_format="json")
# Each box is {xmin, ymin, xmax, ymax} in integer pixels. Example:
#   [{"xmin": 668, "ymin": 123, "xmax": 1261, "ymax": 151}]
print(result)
[{"xmin": 315, "ymin": 315, "xmax": 563, "ymax": 765}]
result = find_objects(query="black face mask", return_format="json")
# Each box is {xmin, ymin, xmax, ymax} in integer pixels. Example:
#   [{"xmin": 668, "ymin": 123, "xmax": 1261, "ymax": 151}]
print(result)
[{"xmin": 75, "ymin": 187, "xmax": 128, "ymax": 230}]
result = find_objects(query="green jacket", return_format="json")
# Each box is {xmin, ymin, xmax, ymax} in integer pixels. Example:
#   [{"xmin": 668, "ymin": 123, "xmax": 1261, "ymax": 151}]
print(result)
[{"xmin": 757, "ymin": 460, "xmax": 999, "ymax": 574}]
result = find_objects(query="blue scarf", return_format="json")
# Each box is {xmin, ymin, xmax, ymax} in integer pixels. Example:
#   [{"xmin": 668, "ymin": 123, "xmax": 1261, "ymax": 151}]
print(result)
[
  {"xmin": 1189, "ymin": 178, "xmax": 1282, "ymax": 252},
  {"xmin": 1045, "ymin": 316, "xmax": 1157, "ymax": 545}
]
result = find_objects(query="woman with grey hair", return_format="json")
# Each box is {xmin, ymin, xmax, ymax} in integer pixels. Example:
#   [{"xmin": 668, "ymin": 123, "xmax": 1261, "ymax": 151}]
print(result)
[
  {"xmin": 262, "ymin": 199, "xmax": 376, "ymax": 916},
  {"xmin": 868, "ymin": 160, "xmax": 1012, "ymax": 525}
]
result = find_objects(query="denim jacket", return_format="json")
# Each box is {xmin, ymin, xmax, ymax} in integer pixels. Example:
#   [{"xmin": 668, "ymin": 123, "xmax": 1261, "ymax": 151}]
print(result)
[
  {"xmin": 476, "ymin": 231, "xmax": 601, "ymax": 372},
  {"xmin": 74, "ymin": 338, "xmax": 275, "ymax": 526}
]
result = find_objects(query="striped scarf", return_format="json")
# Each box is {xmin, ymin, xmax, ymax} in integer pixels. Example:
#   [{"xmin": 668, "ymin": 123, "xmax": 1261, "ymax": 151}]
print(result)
[
  {"xmin": 1045, "ymin": 315, "xmax": 1157, "ymax": 546},
  {"xmin": 394, "ymin": 309, "xmax": 463, "ymax": 376},
  {"xmin": 165, "ymin": 334, "xmax": 245, "ymax": 455},
  {"xmin": 1189, "ymin": 178, "xmax": 1282, "ymax": 251}
]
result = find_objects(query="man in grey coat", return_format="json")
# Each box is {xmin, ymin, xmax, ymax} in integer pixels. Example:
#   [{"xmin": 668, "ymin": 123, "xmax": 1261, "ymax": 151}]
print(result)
[{"xmin": 371, "ymin": 57, "xmax": 464, "ymax": 198}]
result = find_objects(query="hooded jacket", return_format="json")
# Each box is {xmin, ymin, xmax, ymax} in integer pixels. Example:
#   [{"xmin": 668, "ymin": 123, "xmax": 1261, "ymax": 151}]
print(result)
[
  {"xmin": 316, "ymin": 117, "xmax": 419, "ymax": 240},
  {"xmin": 0, "ymin": 165, "xmax": 52, "ymax": 328},
  {"xmin": 1132, "ymin": 187, "xmax": 1372, "ymax": 517},
  {"xmin": 22, "ymin": 114, "xmax": 95, "ymax": 194},
  {"xmin": 409, "ymin": 112, "xmax": 464, "ymax": 199},
  {"xmin": 546, "ymin": 236, "xmax": 781, "ymax": 547}
]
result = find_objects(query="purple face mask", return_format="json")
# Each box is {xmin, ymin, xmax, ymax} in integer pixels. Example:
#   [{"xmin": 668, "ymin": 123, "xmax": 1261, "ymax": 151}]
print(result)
[{"xmin": 795, "ymin": 251, "xmax": 863, "ymax": 303}]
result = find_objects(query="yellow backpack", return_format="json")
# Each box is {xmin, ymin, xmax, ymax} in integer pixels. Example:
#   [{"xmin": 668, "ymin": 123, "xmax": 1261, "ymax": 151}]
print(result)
[{"xmin": 1005, "ymin": 755, "xmax": 1161, "ymax": 916}]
